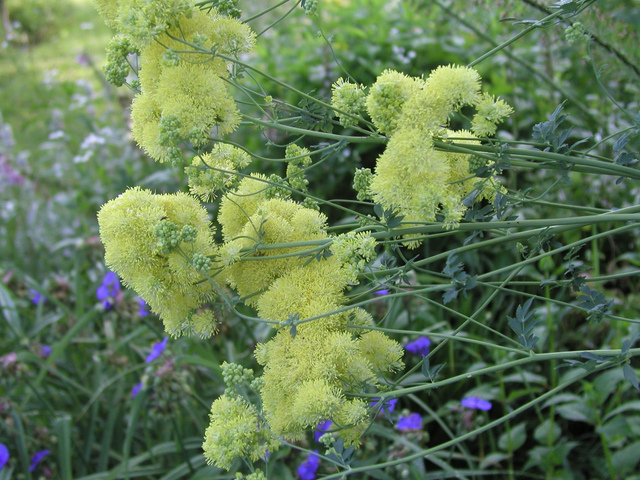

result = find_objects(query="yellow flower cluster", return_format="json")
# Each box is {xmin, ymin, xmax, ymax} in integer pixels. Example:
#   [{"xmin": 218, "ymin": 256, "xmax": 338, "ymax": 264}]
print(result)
[
  {"xmin": 97, "ymin": 187, "xmax": 219, "ymax": 336},
  {"xmin": 200, "ymin": 180, "xmax": 404, "ymax": 468},
  {"xmin": 366, "ymin": 65, "xmax": 512, "ymax": 238},
  {"xmin": 331, "ymin": 77, "xmax": 367, "ymax": 128},
  {"xmin": 95, "ymin": 0, "xmax": 256, "ymax": 163},
  {"xmin": 186, "ymin": 144, "xmax": 251, "ymax": 201},
  {"xmin": 202, "ymin": 394, "xmax": 277, "ymax": 470}
]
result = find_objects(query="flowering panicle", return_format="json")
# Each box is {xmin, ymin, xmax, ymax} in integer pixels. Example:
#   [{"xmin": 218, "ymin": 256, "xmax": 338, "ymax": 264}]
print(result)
[
  {"xmin": 186, "ymin": 145, "xmax": 251, "ymax": 200},
  {"xmin": 330, "ymin": 231, "xmax": 377, "ymax": 284},
  {"xmin": 331, "ymin": 78, "xmax": 367, "ymax": 128},
  {"xmin": 285, "ymin": 144, "xmax": 313, "ymax": 192},
  {"xmin": 199, "ymin": 180, "xmax": 404, "ymax": 463},
  {"xmin": 97, "ymin": 186, "xmax": 220, "ymax": 336},
  {"xmin": 220, "ymin": 196, "xmax": 330, "ymax": 306},
  {"xmin": 365, "ymin": 65, "xmax": 512, "ymax": 239},
  {"xmin": 365, "ymin": 69, "xmax": 422, "ymax": 136},
  {"xmin": 202, "ymin": 393, "xmax": 277, "ymax": 470},
  {"xmin": 97, "ymin": 2, "xmax": 256, "ymax": 162}
]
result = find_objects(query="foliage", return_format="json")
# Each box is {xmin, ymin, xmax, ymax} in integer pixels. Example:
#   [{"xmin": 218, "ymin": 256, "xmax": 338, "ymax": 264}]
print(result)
[{"xmin": 2, "ymin": 0, "xmax": 640, "ymax": 479}]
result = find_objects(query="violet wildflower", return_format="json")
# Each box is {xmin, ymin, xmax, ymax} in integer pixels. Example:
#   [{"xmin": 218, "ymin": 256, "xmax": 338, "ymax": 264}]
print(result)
[
  {"xmin": 131, "ymin": 382, "xmax": 143, "ymax": 398},
  {"xmin": 297, "ymin": 450, "xmax": 320, "ymax": 480},
  {"xmin": 0, "ymin": 443, "xmax": 8, "ymax": 470},
  {"xmin": 405, "ymin": 336, "xmax": 431, "ymax": 356},
  {"xmin": 145, "ymin": 337, "xmax": 169, "ymax": 363},
  {"xmin": 461, "ymin": 396, "xmax": 492, "ymax": 411},
  {"xmin": 29, "ymin": 449, "xmax": 50, "ymax": 472},
  {"xmin": 374, "ymin": 289, "xmax": 389, "ymax": 295},
  {"xmin": 40, "ymin": 345, "xmax": 52, "ymax": 358},
  {"xmin": 96, "ymin": 271, "xmax": 120, "ymax": 309},
  {"xmin": 314, "ymin": 420, "xmax": 332, "ymax": 442},
  {"xmin": 138, "ymin": 297, "xmax": 150, "ymax": 317},
  {"xmin": 396, "ymin": 413, "xmax": 423, "ymax": 431},
  {"xmin": 29, "ymin": 289, "xmax": 46, "ymax": 305},
  {"xmin": 371, "ymin": 397, "xmax": 398, "ymax": 413}
]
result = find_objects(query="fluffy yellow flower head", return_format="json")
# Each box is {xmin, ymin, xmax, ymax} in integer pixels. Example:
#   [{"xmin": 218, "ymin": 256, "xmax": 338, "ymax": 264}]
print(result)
[
  {"xmin": 367, "ymin": 65, "xmax": 512, "ymax": 241},
  {"xmin": 114, "ymin": 0, "xmax": 195, "ymax": 44},
  {"xmin": 186, "ymin": 144, "xmax": 251, "ymax": 200},
  {"xmin": 97, "ymin": 187, "xmax": 219, "ymax": 336},
  {"xmin": 424, "ymin": 64, "xmax": 481, "ymax": 112},
  {"xmin": 222, "ymin": 198, "xmax": 330, "ymax": 305},
  {"xmin": 202, "ymin": 394, "xmax": 277, "ymax": 470},
  {"xmin": 471, "ymin": 92, "xmax": 514, "ymax": 137},
  {"xmin": 124, "ymin": 8, "xmax": 256, "ymax": 161},
  {"xmin": 331, "ymin": 77, "xmax": 367, "ymax": 127},
  {"xmin": 365, "ymin": 69, "xmax": 423, "ymax": 136}
]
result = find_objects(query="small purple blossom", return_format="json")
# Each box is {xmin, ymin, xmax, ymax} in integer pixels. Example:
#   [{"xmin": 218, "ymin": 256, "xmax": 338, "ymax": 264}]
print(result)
[
  {"xmin": 0, "ymin": 443, "xmax": 9, "ymax": 470},
  {"xmin": 374, "ymin": 289, "xmax": 389, "ymax": 295},
  {"xmin": 30, "ymin": 289, "xmax": 46, "ymax": 305},
  {"xmin": 145, "ymin": 337, "xmax": 168, "ymax": 363},
  {"xmin": 461, "ymin": 397, "xmax": 492, "ymax": 411},
  {"xmin": 0, "ymin": 158, "xmax": 25, "ymax": 186},
  {"xmin": 131, "ymin": 382, "xmax": 143, "ymax": 398},
  {"xmin": 138, "ymin": 297, "xmax": 150, "ymax": 317},
  {"xmin": 405, "ymin": 336, "xmax": 431, "ymax": 356},
  {"xmin": 314, "ymin": 420, "xmax": 332, "ymax": 442},
  {"xmin": 96, "ymin": 271, "xmax": 120, "ymax": 309},
  {"xmin": 371, "ymin": 397, "xmax": 398, "ymax": 413},
  {"xmin": 40, "ymin": 345, "xmax": 52, "ymax": 358},
  {"xmin": 29, "ymin": 449, "xmax": 50, "ymax": 472},
  {"xmin": 297, "ymin": 450, "xmax": 320, "ymax": 480},
  {"xmin": 396, "ymin": 413, "xmax": 423, "ymax": 431}
]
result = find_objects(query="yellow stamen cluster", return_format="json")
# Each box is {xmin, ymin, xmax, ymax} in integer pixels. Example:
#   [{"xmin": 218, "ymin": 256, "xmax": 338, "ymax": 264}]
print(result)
[
  {"xmin": 202, "ymin": 394, "xmax": 277, "ymax": 470},
  {"xmin": 201, "ymin": 181, "xmax": 404, "ymax": 464},
  {"xmin": 97, "ymin": 187, "xmax": 219, "ymax": 336},
  {"xmin": 186, "ymin": 144, "xmax": 251, "ymax": 200},
  {"xmin": 95, "ymin": 1, "xmax": 256, "ymax": 162},
  {"xmin": 366, "ymin": 65, "xmax": 512, "ymax": 238}
]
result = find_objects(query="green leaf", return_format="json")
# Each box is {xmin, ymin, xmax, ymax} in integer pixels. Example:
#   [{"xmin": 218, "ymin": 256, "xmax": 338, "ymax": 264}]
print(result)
[
  {"xmin": 556, "ymin": 402, "xmax": 596, "ymax": 424},
  {"xmin": 604, "ymin": 400, "xmax": 640, "ymax": 422},
  {"xmin": 498, "ymin": 422, "xmax": 527, "ymax": 452},
  {"xmin": 533, "ymin": 419, "xmax": 562, "ymax": 444},
  {"xmin": 479, "ymin": 452, "xmax": 510, "ymax": 470},
  {"xmin": 623, "ymin": 364, "xmax": 639, "ymax": 390},
  {"xmin": 0, "ymin": 281, "xmax": 22, "ymax": 338},
  {"xmin": 612, "ymin": 440, "xmax": 640, "ymax": 474}
]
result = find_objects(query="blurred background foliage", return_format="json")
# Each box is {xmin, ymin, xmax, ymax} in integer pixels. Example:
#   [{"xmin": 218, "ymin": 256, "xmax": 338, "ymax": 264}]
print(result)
[{"xmin": 1, "ymin": 0, "xmax": 640, "ymax": 478}]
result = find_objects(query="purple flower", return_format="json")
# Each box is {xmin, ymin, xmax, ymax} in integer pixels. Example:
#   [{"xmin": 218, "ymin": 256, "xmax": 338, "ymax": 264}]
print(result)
[
  {"xmin": 29, "ymin": 449, "xmax": 50, "ymax": 472},
  {"xmin": 396, "ymin": 413, "xmax": 423, "ymax": 431},
  {"xmin": 145, "ymin": 337, "xmax": 168, "ymax": 363},
  {"xmin": 374, "ymin": 289, "xmax": 389, "ymax": 295},
  {"xmin": 314, "ymin": 420, "xmax": 332, "ymax": 442},
  {"xmin": 40, "ymin": 345, "xmax": 52, "ymax": 358},
  {"xmin": 371, "ymin": 397, "xmax": 398, "ymax": 413},
  {"xmin": 461, "ymin": 396, "xmax": 492, "ymax": 411},
  {"xmin": 96, "ymin": 271, "xmax": 120, "ymax": 309},
  {"xmin": 138, "ymin": 297, "xmax": 150, "ymax": 317},
  {"xmin": 405, "ymin": 336, "xmax": 431, "ymax": 356},
  {"xmin": 0, "ymin": 443, "xmax": 9, "ymax": 470},
  {"xmin": 297, "ymin": 450, "xmax": 320, "ymax": 480},
  {"xmin": 30, "ymin": 289, "xmax": 46, "ymax": 305},
  {"xmin": 131, "ymin": 382, "xmax": 143, "ymax": 398}
]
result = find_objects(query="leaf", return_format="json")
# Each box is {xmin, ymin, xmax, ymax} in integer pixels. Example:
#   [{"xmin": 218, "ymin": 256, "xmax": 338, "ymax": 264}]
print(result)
[
  {"xmin": 556, "ymin": 402, "xmax": 596, "ymax": 423},
  {"xmin": 0, "ymin": 282, "xmax": 22, "ymax": 338},
  {"xmin": 603, "ymin": 401, "xmax": 640, "ymax": 422},
  {"xmin": 612, "ymin": 440, "xmax": 640, "ymax": 474},
  {"xmin": 534, "ymin": 419, "xmax": 562, "ymax": 444},
  {"xmin": 479, "ymin": 452, "xmax": 510, "ymax": 470},
  {"xmin": 498, "ymin": 422, "xmax": 527, "ymax": 452},
  {"xmin": 623, "ymin": 364, "xmax": 639, "ymax": 390}
]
